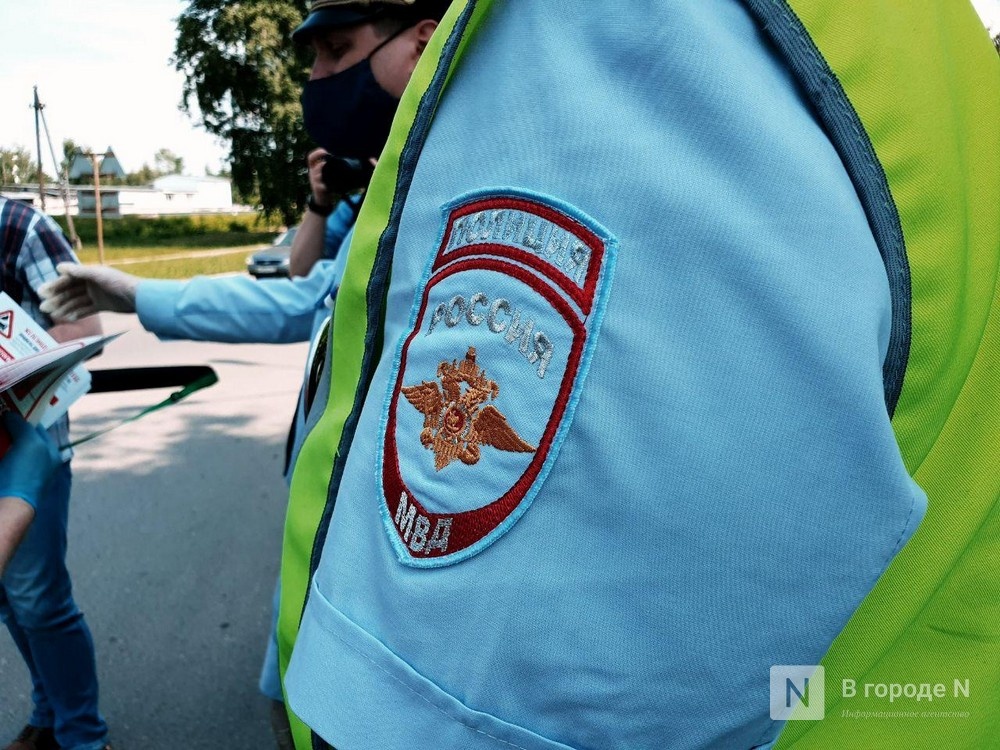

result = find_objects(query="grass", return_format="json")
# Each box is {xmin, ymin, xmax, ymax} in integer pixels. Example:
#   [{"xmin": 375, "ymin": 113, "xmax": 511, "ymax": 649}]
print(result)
[
  {"xmin": 105, "ymin": 248, "xmax": 256, "ymax": 279},
  {"xmin": 75, "ymin": 235, "xmax": 275, "ymax": 265},
  {"xmin": 87, "ymin": 230, "xmax": 279, "ymax": 249},
  {"xmin": 55, "ymin": 214, "xmax": 284, "ymax": 247},
  {"xmin": 68, "ymin": 227, "xmax": 281, "ymax": 279}
]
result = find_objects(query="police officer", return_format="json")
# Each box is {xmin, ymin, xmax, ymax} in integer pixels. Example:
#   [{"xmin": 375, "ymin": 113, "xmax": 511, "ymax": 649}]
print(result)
[{"xmin": 276, "ymin": 1, "xmax": 1000, "ymax": 750}]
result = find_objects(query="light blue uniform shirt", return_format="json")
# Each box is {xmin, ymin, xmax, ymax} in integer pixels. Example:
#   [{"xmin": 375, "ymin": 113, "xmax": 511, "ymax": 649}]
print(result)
[
  {"xmin": 135, "ymin": 201, "xmax": 356, "ymax": 347},
  {"xmin": 285, "ymin": 3, "xmax": 926, "ymax": 749}
]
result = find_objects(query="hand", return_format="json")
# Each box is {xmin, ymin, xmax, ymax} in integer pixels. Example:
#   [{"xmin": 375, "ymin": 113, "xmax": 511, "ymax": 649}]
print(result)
[
  {"xmin": 38, "ymin": 262, "xmax": 140, "ymax": 320},
  {"xmin": 0, "ymin": 412, "xmax": 60, "ymax": 510},
  {"xmin": 307, "ymin": 147, "xmax": 332, "ymax": 209}
]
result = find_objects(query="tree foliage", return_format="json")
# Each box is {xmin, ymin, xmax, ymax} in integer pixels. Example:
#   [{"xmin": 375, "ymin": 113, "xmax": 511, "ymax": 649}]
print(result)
[
  {"xmin": 173, "ymin": 0, "xmax": 313, "ymax": 222},
  {"xmin": 154, "ymin": 148, "xmax": 185, "ymax": 176},
  {"xmin": 121, "ymin": 164, "xmax": 159, "ymax": 187},
  {"xmin": 0, "ymin": 146, "xmax": 41, "ymax": 185}
]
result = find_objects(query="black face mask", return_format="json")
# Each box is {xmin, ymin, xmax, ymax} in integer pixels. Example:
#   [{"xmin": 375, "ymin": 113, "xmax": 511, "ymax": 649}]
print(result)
[{"xmin": 300, "ymin": 31, "xmax": 404, "ymax": 160}]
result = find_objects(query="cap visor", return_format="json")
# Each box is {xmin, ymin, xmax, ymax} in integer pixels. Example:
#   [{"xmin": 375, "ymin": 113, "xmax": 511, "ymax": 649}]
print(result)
[{"xmin": 292, "ymin": 8, "xmax": 372, "ymax": 43}]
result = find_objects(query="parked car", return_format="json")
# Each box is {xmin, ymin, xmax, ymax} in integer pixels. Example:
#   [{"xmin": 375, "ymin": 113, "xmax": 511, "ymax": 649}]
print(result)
[{"xmin": 247, "ymin": 226, "xmax": 298, "ymax": 278}]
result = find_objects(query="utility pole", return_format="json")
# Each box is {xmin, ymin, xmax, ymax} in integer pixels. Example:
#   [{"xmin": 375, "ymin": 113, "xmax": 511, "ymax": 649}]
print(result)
[
  {"xmin": 89, "ymin": 153, "xmax": 105, "ymax": 265},
  {"xmin": 70, "ymin": 149, "xmax": 123, "ymax": 265},
  {"xmin": 32, "ymin": 87, "xmax": 45, "ymax": 211},
  {"xmin": 35, "ymin": 87, "xmax": 80, "ymax": 248}
]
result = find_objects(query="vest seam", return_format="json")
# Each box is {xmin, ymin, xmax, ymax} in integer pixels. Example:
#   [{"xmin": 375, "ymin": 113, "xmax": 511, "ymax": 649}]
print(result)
[{"xmin": 741, "ymin": 0, "xmax": 912, "ymax": 419}]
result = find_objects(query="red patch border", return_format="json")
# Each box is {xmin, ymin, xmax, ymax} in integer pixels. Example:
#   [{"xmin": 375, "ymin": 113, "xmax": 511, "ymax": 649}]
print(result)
[
  {"xmin": 433, "ymin": 197, "xmax": 605, "ymax": 315},
  {"xmin": 383, "ymin": 257, "xmax": 586, "ymax": 559}
]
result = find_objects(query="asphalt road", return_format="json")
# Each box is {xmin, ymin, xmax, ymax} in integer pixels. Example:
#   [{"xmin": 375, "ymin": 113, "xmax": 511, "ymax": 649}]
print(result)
[{"xmin": 0, "ymin": 309, "xmax": 310, "ymax": 750}]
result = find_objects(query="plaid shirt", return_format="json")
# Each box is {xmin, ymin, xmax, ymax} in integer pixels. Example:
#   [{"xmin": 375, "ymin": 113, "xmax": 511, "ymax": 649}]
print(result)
[{"xmin": 1, "ymin": 196, "xmax": 79, "ymax": 459}]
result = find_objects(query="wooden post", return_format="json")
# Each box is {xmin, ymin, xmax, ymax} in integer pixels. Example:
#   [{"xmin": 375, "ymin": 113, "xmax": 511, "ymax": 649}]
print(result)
[{"xmin": 91, "ymin": 154, "xmax": 105, "ymax": 265}]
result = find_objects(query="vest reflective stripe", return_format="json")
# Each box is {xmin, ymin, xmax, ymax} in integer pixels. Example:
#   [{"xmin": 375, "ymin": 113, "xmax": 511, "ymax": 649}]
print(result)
[
  {"xmin": 749, "ymin": 2, "xmax": 1000, "ymax": 748},
  {"xmin": 278, "ymin": 3, "xmax": 484, "ymax": 748}
]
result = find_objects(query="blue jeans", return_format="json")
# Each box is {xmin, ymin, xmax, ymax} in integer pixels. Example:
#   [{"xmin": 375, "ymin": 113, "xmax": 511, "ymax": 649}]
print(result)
[{"xmin": 0, "ymin": 463, "xmax": 108, "ymax": 750}]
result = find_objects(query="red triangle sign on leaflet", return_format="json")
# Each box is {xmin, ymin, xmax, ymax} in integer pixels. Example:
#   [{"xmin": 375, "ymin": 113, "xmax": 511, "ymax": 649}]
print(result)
[{"xmin": 0, "ymin": 310, "xmax": 13, "ymax": 339}]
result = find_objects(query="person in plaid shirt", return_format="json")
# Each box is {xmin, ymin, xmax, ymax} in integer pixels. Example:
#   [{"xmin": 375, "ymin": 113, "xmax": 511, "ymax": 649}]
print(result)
[{"xmin": 0, "ymin": 197, "xmax": 108, "ymax": 750}]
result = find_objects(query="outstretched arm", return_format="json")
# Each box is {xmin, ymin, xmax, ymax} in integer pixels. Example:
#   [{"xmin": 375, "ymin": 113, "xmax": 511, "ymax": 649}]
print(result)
[{"xmin": 40, "ymin": 261, "xmax": 336, "ymax": 345}]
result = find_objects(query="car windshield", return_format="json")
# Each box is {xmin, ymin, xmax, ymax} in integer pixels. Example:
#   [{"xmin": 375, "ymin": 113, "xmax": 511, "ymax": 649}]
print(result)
[{"xmin": 275, "ymin": 227, "xmax": 298, "ymax": 247}]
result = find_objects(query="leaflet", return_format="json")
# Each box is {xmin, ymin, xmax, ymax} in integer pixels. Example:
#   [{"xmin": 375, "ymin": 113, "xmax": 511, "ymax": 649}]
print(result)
[{"xmin": 0, "ymin": 292, "xmax": 119, "ymax": 427}]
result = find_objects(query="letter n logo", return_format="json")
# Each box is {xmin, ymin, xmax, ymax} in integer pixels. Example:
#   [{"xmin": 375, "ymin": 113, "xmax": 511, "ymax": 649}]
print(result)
[{"xmin": 770, "ymin": 665, "xmax": 825, "ymax": 721}]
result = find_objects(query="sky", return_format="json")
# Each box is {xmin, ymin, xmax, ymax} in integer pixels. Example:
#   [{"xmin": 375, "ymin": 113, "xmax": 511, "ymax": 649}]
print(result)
[
  {"xmin": 973, "ymin": 0, "xmax": 1000, "ymax": 32},
  {"xmin": 1, "ymin": 0, "xmax": 997, "ymax": 179},
  {"xmin": 0, "ymin": 0, "xmax": 228, "ymax": 178}
]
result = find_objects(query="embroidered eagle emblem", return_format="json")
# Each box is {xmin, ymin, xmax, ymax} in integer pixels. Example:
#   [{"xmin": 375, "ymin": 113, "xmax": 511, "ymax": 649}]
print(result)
[{"xmin": 401, "ymin": 346, "xmax": 535, "ymax": 471}]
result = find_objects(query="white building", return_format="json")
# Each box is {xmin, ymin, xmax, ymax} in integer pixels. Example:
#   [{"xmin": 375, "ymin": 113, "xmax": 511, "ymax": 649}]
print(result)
[
  {"xmin": 2, "ymin": 175, "xmax": 240, "ymax": 217},
  {"xmin": 147, "ymin": 175, "xmax": 234, "ymax": 213}
]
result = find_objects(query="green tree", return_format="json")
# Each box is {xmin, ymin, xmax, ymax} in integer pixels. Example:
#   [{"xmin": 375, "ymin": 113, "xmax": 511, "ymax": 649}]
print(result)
[
  {"xmin": 1, "ymin": 146, "xmax": 41, "ymax": 185},
  {"xmin": 173, "ymin": 0, "xmax": 312, "ymax": 223},
  {"xmin": 154, "ymin": 148, "xmax": 185, "ymax": 176},
  {"xmin": 123, "ymin": 163, "xmax": 159, "ymax": 186}
]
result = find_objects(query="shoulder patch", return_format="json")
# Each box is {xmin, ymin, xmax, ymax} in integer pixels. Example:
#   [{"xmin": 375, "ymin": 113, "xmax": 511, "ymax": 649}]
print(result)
[{"xmin": 377, "ymin": 189, "xmax": 617, "ymax": 567}]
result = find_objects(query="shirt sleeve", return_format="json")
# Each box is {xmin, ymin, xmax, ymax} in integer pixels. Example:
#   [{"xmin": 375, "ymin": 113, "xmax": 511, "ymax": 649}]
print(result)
[
  {"xmin": 16, "ymin": 212, "xmax": 78, "ymax": 303},
  {"xmin": 135, "ymin": 261, "xmax": 341, "ymax": 344}
]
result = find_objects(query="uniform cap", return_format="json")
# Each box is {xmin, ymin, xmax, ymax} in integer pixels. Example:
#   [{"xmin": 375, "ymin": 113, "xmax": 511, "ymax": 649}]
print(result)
[{"xmin": 292, "ymin": 0, "xmax": 447, "ymax": 43}]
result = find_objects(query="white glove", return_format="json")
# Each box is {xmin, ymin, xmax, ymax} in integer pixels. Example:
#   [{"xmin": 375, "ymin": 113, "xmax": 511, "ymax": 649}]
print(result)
[{"xmin": 38, "ymin": 262, "xmax": 140, "ymax": 320}]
